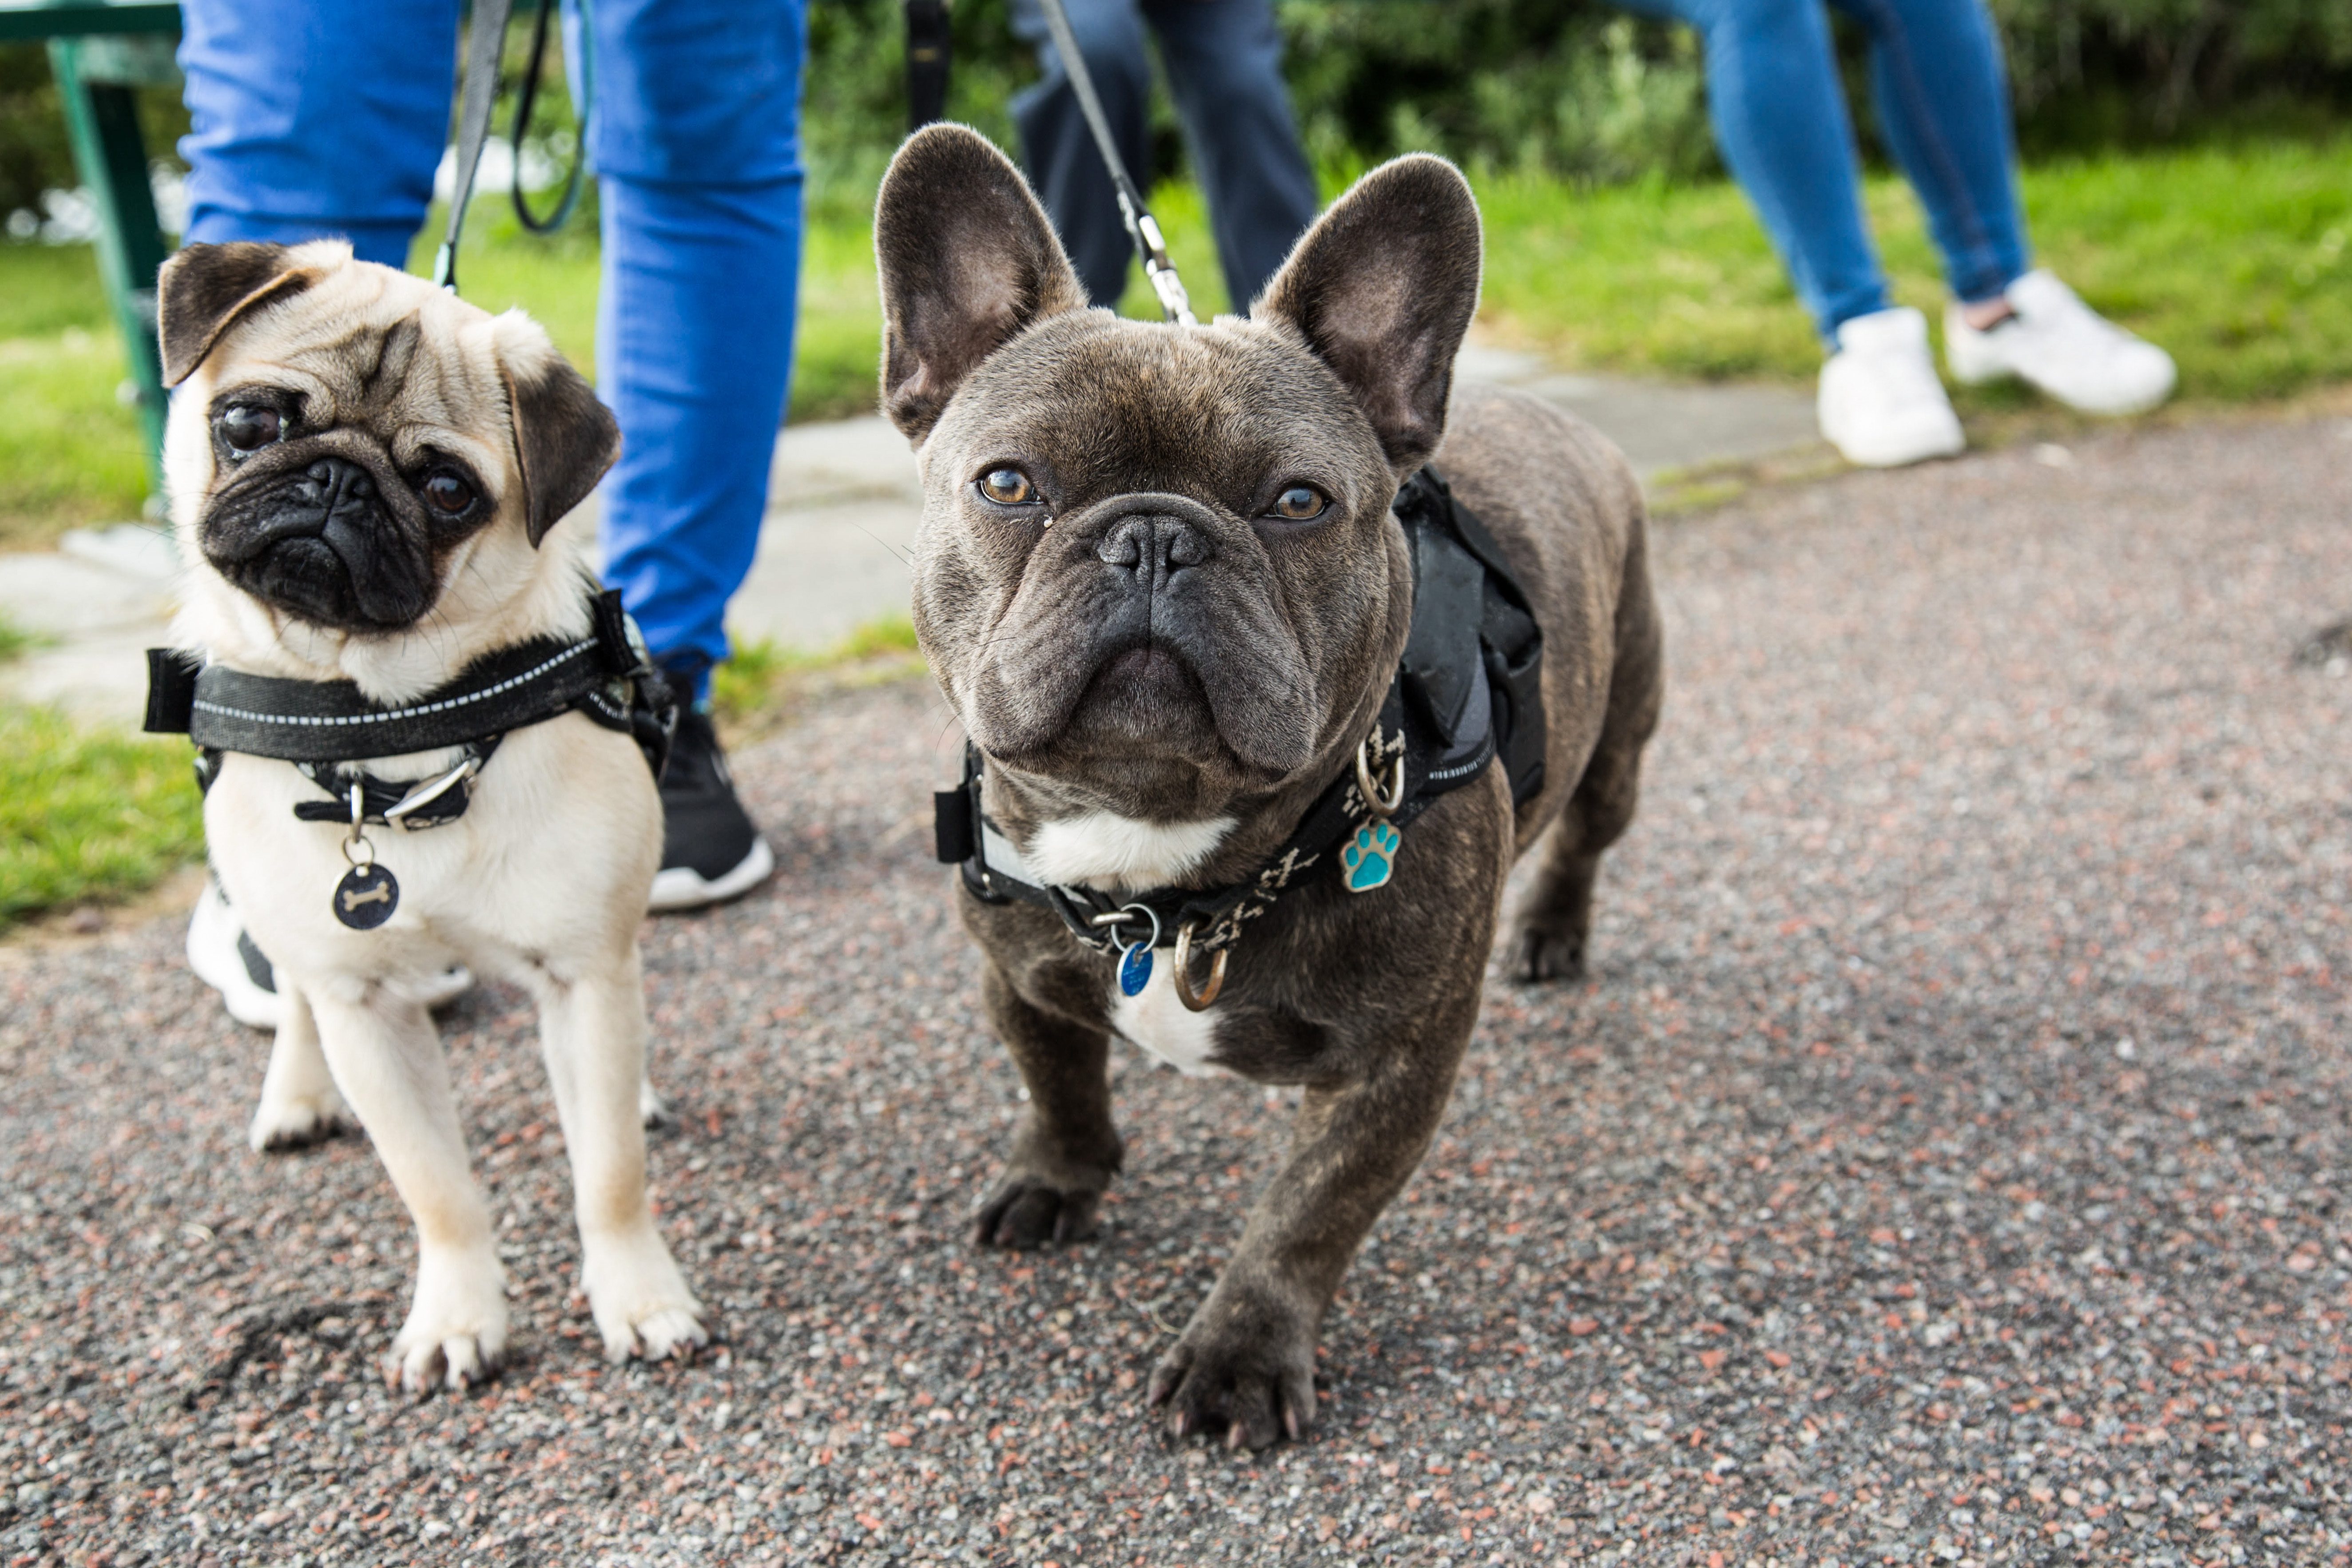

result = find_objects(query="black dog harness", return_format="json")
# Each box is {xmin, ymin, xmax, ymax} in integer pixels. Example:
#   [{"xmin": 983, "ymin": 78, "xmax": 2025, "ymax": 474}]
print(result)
[
  {"xmin": 933, "ymin": 465, "xmax": 1544, "ymax": 1003},
  {"xmin": 146, "ymin": 587, "xmax": 674, "ymax": 929}
]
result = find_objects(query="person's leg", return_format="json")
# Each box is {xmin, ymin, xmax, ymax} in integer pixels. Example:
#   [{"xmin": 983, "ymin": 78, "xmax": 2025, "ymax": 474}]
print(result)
[
  {"xmin": 1830, "ymin": 0, "xmax": 2172, "ymax": 411},
  {"xmin": 1142, "ymin": 0, "xmax": 1319, "ymax": 310},
  {"xmin": 1619, "ymin": 0, "xmax": 1959, "ymax": 466},
  {"xmin": 584, "ymin": 0, "xmax": 805, "ymax": 906},
  {"xmin": 1009, "ymin": 0, "xmax": 1156, "ymax": 307},
  {"xmin": 1621, "ymin": 0, "xmax": 1888, "ymax": 341},
  {"xmin": 584, "ymin": 0, "xmax": 805, "ymax": 695},
  {"xmin": 1828, "ymin": 0, "xmax": 2025, "ymax": 311},
  {"xmin": 177, "ymin": 0, "xmax": 457, "ymax": 264}
]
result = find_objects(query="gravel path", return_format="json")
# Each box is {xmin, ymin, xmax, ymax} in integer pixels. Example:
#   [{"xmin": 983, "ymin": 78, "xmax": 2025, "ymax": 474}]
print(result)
[{"xmin": 4, "ymin": 416, "xmax": 2350, "ymax": 1568}]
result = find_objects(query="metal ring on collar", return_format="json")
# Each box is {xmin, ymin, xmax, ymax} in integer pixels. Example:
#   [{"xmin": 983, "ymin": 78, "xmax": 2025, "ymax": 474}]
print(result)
[
  {"xmin": 1172, "ymin": 921, "xmax": 1227, "ymax": 1012},
  {"xmin": 1091, "ymin": 901, "xmax": 1161, "ymax": 953},
  {"xmin": 1355, "ymin": 733, "xmax": 1406, "ymax": 818}
]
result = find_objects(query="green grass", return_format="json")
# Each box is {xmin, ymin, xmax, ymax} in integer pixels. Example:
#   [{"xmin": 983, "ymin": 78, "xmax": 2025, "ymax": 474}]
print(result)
[
  {"xmin": 1478, "ymin": 137, "xmax": 2352, "ymax": 402},
  {"xmin": 710, "ymin": 613, "xmax": 923, "ymax": 739},
  {"xmin": 7, "ymin": 138, "xmax": 2346, "ymax": 546},
  {"xmin": 0, "ymin": 704, "xmax": 205, "ymax": 930}
]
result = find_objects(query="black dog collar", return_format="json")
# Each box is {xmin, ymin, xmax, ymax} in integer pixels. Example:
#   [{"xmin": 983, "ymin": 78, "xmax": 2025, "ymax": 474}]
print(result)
[
  {"xmin": 933, "ymin": 464, "xmax": 1547, "ymax": 988},
  {"xmin": 146, "ymin": 586, "xmax": 676, "ymax": 830}
]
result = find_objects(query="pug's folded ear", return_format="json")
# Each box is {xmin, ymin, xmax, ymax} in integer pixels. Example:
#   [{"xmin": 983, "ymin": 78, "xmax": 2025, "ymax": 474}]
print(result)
[
  {"xmin": 874, "ymin": 123, "xmax": 1090, "ymax": 444},
  {"xmin": 1255, "ymin": 155, "xmax": 1484, "ymax": 476},
  {"xmin": 157, "ymin": 241, "xmax": 322, "ymax": 386},
  {"xmin": 493, "ymin": 313, "xmax": 621, "ymax": 547}
]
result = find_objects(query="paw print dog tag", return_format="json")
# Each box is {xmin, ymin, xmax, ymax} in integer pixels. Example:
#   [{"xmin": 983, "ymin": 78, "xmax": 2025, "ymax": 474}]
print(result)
[{"xmin": 1342, "ymin": 820, "xmax": 1402, "ymax": 893}]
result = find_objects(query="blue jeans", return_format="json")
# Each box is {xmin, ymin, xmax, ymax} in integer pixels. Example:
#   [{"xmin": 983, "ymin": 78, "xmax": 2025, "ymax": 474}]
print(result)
[
  {"xmin": 177, "ymin": 0, "xmax": 806, "ymax": 695},
  {"xmin": 1010, "ymin": 0, "xmax": 1319, "ymax": 310},
  {"xmin": 1621, "ymin": 0, "xmax": 2030, "ymax": 340}
]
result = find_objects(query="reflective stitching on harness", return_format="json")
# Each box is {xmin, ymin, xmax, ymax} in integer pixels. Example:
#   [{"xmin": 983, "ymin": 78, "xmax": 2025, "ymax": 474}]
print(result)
[{"xmin": 189, "ymin": 643, "xmax": 594, "ymax": 728}]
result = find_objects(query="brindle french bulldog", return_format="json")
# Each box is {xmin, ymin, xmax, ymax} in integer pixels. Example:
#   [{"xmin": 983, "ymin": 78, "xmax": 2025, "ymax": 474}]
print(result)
[{"xmin": 875, "ymin": 126, "xmax": 1662, "ymax": 1448}]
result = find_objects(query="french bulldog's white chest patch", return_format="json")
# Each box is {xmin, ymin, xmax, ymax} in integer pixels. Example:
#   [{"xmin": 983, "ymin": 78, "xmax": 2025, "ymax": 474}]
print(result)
[
  {"xmin": 1109, "ymin": 956, "xmax": 1229, "ymax": 1078},
  {"xmin": 1025, "ymin": 812, "xmax": 1233, "ymax": 889}
]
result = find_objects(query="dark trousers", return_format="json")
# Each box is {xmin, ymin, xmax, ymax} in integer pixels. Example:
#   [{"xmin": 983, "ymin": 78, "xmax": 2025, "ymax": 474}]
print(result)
[{"xmin": 1011, "ymin": 0, "xmax": 1319, "ymax": 310}]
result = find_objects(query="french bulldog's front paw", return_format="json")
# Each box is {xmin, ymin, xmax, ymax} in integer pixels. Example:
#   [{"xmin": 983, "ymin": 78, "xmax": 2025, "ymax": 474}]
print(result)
[
  {"xmin": 247, "ymin": 1085, "xmax": 354, "ymax": 1152},
  {"xmin": 1148, "ymin": 1295, "xmax": 1318, "ymax": 1450},
  {"xmin": 1514, "ymin": 922, "xmax": 1587, "ymax": 984},
  {"xmin": 974, "ymin": 1175, "xmax": 1102, "ymax": 1249},
  {"xmin": 387, "ymin": 1254, "xmax": 508, "ymax": 1395},
  {"xmin": 584, "ymin": 1230, "xmax": 708, "ymax": 1365},
  {"xmin": 637, "ymin": 1076, "xmax": 673, "ymax": 1130}
]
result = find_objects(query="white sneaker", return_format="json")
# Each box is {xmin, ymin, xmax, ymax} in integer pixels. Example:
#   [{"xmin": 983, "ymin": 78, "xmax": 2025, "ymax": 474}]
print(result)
[
  {"xmin": 187, "ymin": 874, "xmax": 473, "ymax": 1030},
  {"xmin": 1944, "ymin": 270, "xmax": 2176, "ymax": 415},
  {"xmin": 1818, "ymin": 306, "xmax": 1967, "ymax": 468}
]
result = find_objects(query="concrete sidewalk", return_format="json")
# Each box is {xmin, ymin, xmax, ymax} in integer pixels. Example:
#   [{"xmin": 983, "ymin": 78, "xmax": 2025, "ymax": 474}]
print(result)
[{"xmin": 0, "ymin": 349, "xmax": 1820, "ymax": 726}]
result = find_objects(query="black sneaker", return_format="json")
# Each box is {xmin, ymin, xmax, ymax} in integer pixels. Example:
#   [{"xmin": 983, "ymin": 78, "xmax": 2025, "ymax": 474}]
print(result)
[{"xmin": 649, "ymin": 705, "xmax": 775, "ymax": 911}]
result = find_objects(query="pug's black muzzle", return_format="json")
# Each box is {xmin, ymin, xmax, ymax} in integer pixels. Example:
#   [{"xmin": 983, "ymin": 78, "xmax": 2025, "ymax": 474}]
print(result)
[{"xmin": 203, "ymin": 449, "xmax": 436, "ymax": 630}]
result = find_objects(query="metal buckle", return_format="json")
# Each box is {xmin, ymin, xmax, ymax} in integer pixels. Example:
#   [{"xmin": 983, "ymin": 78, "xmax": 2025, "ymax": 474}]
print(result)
[{"xmin": 384, "ymin": 755, "xmax": 481, "ymax": 830}]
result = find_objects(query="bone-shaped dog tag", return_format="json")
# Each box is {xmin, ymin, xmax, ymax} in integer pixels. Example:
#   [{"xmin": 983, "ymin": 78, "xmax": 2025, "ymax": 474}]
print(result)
[{"xmin": 333, "ymin": 864, "xmax": 400, "ymax": 929}]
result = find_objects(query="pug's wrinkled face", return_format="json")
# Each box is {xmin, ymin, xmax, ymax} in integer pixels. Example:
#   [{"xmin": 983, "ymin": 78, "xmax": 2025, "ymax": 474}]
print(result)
[
  {"xmin": 874, "ymin": 129, "xmax": 1482, "ymax": 822},
  {"xmin": 159, "ymin": 240, "xmax": 617, "ymax": 635}
]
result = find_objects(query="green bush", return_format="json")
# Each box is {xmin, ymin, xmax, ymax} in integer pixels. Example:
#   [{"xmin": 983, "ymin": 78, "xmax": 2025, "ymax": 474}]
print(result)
[{"xmin": 8, "ymin": 0, "xmax": 2344, "ymax": 223}]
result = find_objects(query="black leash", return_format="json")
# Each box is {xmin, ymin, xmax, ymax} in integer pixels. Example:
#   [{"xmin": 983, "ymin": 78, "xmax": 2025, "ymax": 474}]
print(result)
[
  {"xmin": 1034, "ymin": 0, "xmax": 1194, "ymax": 324},
  {"xmin": 434, "ymin": 0, "xmax": 515, "ymax": 293},
  {"xmin": 906, "ymin": 0, "xmax": 953, "ymax": 131},
  {"xmin": 511, "ymin": 0, "xmax": 591, "ymax": 234},
  {"xmin": 434, "ymin": 0, "xmax": 593, "ymax": 290}
]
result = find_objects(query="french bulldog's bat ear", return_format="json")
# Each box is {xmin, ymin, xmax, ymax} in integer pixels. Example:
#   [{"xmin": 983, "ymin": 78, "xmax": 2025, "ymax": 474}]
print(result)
[
  {"xmin": 157, "ymin": 241, "xmax": 319, "ymax": 386},
  {"xmin": 874, "ymin": 124, "xmax": 1089, "ymax": 443},
  {"xmin": 1255, "ymin": 155, "xmax": 1483, "ymax": 475},
  {"xmin": 494, "ymin": 313, "xmax": 620, "ymax": 546}
]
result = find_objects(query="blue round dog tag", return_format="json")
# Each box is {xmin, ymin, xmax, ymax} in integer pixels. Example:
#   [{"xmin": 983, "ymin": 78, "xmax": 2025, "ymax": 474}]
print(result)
[
  {"xmin": 1118, "ymin": 940, "xmax": 1153, "ymax": 996},
  {"xmin": 333, "ymin": 863, "xmax": 399, "ymax": 929}
]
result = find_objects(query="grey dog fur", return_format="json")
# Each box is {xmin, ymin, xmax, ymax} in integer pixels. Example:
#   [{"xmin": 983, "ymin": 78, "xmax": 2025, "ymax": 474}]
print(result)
[{"xmin": 875, "ymin": 126, "xmax": 1662, "ymax": 1449}]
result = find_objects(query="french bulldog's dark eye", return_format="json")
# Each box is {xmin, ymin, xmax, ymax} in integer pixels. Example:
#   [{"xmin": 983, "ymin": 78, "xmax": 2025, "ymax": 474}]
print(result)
[
  {"xmin": 422, "ymin": 470, "xmax": 477, "ymax": 516},
  {"xmin": 218, "ymin": 404, "xmax": 282, "ymax": 454},
  {"xmin": 1270, "ymin": 485, "xmax": 1328, "ymax": 522},
  {"xmin": 977, "ymin": 468, "xmax": 1034, "ymax": 506}
]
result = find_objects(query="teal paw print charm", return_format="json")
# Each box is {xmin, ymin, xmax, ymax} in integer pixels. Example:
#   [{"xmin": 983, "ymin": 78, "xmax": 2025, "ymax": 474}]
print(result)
[{"xmin": 1342, "ymin": 820, "xmax": 1402, "ymax": 893}]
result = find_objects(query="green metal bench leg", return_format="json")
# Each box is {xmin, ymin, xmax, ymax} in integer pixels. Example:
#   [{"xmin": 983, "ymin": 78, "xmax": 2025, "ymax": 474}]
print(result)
[{"xmin": 50, "ymin": 35, "xmax": 172, "ymax": 514}]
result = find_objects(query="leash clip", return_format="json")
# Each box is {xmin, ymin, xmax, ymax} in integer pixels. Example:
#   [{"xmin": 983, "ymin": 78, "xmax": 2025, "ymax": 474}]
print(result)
[
  {"xmin": 1354, "ymin": 731, "xmax": 1406, "ymax": 818},
  {"xmin": 342, "ymin": 783, "xmax": 373, "ymax": 869}
]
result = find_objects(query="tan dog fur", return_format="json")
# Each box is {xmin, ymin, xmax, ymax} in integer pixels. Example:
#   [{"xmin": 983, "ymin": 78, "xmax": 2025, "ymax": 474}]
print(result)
[{"xmin": 161, "ymin": 240, "xmax": 705, "ymax": 1391}]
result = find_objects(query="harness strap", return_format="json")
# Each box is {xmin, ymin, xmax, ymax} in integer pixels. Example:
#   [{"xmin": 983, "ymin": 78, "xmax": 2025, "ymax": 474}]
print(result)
[{"xmin": 148, "ymin": 588, "xmax": 675, "ymax": 827}]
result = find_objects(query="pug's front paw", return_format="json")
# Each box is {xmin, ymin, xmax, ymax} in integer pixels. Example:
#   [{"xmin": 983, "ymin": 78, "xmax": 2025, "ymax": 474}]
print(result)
[
  {"xmin": 584, "ymin": 1228, "xmax": 708, "ymax": 1365},
  {"xmin": 387, "ymin": 1249, "xmax": 508, "ymax": 1395},
  {"xmin": 1148, "ymin": 1288, "xmax": 1318, "ymax": 1450},
  {"xmin": 248, "ymin": 1085, "xmax": 354, "ymax": 1152},
  {"xmin": 973, "ymin": 1174, "xmax": 1102, "ymax": 1249}
]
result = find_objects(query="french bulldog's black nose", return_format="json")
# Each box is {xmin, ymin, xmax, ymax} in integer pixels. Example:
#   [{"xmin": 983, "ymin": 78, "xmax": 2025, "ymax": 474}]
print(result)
[{"xmin": 1097, "ymin": 514, "xmax": 1212, "ymax": 588}]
